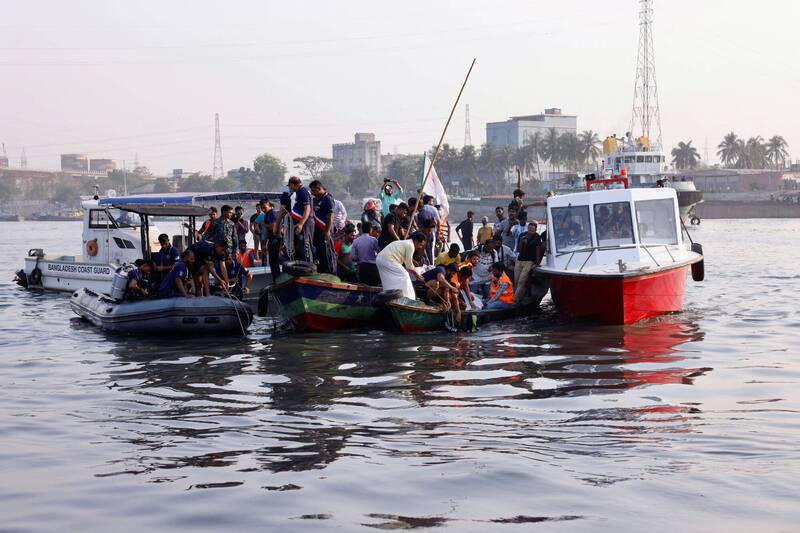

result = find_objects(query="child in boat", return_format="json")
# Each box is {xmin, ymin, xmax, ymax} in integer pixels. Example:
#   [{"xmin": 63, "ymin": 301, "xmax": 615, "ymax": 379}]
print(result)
[{"xmin": 486, "ymin": 262, "xmax": 514, "ymax": 310}]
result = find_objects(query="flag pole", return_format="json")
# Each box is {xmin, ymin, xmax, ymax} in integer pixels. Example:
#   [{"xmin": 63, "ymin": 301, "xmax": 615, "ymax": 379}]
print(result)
[{"xmin": 407, "ymin": 58, "xmax": 476, "ymax": 235}]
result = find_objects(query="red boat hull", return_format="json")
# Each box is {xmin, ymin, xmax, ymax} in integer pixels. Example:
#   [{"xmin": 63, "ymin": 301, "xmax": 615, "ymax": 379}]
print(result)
[{"xmin": 548, "ymin": 265, "xmax": 688, "ymax": 324}]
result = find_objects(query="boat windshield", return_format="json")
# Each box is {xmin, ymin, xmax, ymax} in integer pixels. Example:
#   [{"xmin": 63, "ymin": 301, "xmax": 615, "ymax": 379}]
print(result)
[
  {"xmin": 552, "ymin": 205, "xmax": 592, "ymax": 252},
  {"xmin": 107, "ymin": 208, "xmax": 143, "ymax": 228},
  {"xmin": 635, "ymin": 199, "xmax": 678, "ymax": 245},
  {"xmin": 594, "ymin": 201, "xmax": 635, "ymax": 247}
]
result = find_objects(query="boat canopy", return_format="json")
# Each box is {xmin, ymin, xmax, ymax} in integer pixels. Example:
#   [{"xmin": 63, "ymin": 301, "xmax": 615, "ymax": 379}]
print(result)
[
  {"xmin": 97, "ymin": 191, "xmax": 274, "ymax": 207},
  {"xmin": 111, "ymin": 203, "xmax": 209, "ymax": 217}
]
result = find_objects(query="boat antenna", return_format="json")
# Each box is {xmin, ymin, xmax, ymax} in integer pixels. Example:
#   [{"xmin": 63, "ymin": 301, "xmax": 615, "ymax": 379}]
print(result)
[{"xmin": 407, "ymin": 58, "xmax": 476, "ymax": 234}]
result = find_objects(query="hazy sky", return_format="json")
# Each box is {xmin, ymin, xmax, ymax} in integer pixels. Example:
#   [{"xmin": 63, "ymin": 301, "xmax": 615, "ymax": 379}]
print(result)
[{"xmin": 1, "ymin": 0, "xmax": 798, "ymax": 175}]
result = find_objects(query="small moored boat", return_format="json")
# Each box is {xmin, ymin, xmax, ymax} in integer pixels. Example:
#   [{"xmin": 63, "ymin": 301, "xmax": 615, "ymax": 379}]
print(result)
[
  {"xmin": 259, "ymin": 264, "xmax": 386, "ymax": 333},
  {"xmin": 70, "ymin": 288, "xmax": 253, "ymax": 335}
]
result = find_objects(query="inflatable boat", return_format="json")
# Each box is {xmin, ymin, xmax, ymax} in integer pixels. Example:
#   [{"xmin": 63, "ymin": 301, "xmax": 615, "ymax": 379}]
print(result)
[{"xmin": 70, "ymin": 288, "xmax": 253, "ymax": 335}]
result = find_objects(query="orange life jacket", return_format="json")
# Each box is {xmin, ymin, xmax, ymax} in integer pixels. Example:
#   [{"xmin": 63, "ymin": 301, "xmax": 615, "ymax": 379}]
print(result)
[
  {"xmin": 239, "ymin": 249, "xmax": 256, "ymax": 267},
  {"xmin": 489, "ymin": 272, "xmax": 514, "ymax": 305}
]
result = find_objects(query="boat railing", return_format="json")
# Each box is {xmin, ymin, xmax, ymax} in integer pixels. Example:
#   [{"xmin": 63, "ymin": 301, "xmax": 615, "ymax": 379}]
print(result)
[{"xmin": 558, "ymin": 243, "xmax": 679, "ymax": 272}]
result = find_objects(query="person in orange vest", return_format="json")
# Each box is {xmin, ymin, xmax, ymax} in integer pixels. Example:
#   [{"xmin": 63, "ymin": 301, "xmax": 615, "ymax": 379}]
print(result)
[
  {"xmin": 486, "ymin": 262, "xmax": 514, "ymax": 310},
  {"xmin": 237, "ymin": 241, "xmax": 257, "ymax": 268}
]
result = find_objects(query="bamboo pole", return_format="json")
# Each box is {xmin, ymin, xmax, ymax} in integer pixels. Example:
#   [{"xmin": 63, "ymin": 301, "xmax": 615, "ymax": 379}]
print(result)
[{"xmin": 407, "ymin": 58, "xmax": 476, "ymax": 236}]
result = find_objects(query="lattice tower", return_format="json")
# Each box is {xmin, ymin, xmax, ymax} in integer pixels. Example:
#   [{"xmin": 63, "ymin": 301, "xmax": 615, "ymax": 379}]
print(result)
[
  {"xmin": 630, "ymin": 0, "xmax": 662, "ymax": 149},
  {"xmin": 212, "ymin": 113, "xmax": 224, "ymax": 179}
]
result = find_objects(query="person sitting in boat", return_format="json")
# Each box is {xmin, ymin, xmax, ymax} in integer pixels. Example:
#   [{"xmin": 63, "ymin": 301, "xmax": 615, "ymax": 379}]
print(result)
[
  {"xmin": 420, "ymin": 265, "xmax": 461, "ymax": 323},
  {"xmin": 485, "ymin": 262, "xmax": 514, "ymax": 310},
  {"xmin": 152, "ymin": 233, "xmax": 179, "ymax": 286},
  {"xmin": 451, "ymin": 264, "xmax": 482, "ymax": 311},
  {"xmin": 352, "ymin": 222, "xmax": 381, "ymax": 286},
  {"xmin": 435, "ymin": 243, "xmax": 462, "ymax": 268},
  {"xmin": 334, "ymin": 223, "xmax": 358, "ymax": 283},
  {"xmin": 470, "ymin": 239, "xmax": 498, "ymax": 299},
  {"xmin": 125, "ymin": 259, "xmax": 154, "ymax": 300},
  {"xmin": 187, "ymin": 240, "xmax": 229, "ymax": 296},
  {"xmin": 222, "ymin": 253, "xmax": 252, "ymax": 298},
  {"xmin": 376, "ymin": 232, "xmax": 427, "ymax": 300},
  {"xmin": 158, "ymin": 250, "xmax": 194, "ymax": 298},
  {"xmin": 492, "ymin": 236, "xmax": 517, "ymax": 274},
  {"xmin": 237, "ymin": 240, "xmax": 257, "ymax": 268}
]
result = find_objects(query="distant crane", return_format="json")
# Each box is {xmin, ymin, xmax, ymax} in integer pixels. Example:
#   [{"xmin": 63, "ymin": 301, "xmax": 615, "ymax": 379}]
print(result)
[{"xmin": 212, "ymin": 113, "xmax": 224, "ymax": 179}]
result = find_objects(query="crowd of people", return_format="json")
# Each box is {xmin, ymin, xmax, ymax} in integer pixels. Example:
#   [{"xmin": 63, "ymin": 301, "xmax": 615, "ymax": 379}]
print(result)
[{"xmin": 121, "ymin": 176, "xmax": 547, "ymax": 317}]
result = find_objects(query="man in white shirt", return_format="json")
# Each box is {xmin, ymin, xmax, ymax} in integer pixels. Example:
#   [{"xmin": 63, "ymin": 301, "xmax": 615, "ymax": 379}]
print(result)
[{"xmin": 375, "ymin": 232, "xmax": 427, "ymax": 299}]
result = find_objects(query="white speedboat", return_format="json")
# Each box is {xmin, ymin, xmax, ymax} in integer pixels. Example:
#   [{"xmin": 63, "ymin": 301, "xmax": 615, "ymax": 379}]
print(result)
[
  {"xmin": 536, "ymin": 177, "xmax": 704, "ymax": 325},
  {"xmin": 16, "ymin": 192, "xmax": 273, "ymax": 310}
]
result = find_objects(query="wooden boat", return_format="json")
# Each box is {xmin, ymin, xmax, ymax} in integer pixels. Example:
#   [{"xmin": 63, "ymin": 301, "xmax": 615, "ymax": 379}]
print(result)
[
  {"xmin": 260, "ymin": 272, "xmax": 385, "ymax": 332},
  {"xmin": 387, "ymin": 274, "xmax": 549, "ymax": 333}
]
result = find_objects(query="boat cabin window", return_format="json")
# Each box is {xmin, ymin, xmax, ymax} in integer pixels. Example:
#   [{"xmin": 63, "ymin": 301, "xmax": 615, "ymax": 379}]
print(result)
[
  {"xmin": 645, "ymin": 156, "xmax": 653, "ymax": 162},
  {"xmin": 594, "ymin": 202, "xmax": 635, "ymax": 247},
  {"xmin": 636, "ymin": 155, "xmax": 645, "ymax": 162},
  {"xmin": 635, "ymin": 199, "xmax": 678, "ymax": 245},
  {"xmin": 89, "ymin": 209, "xmax": 115, "ymax": 229},
  {"xmin": 108, "ymin": 209, "xmax": 142, "ymax": 228},
  {"xmin": 552, "ymin": 206, "xmax": 592, "ymax": 252},
  {"xmin": 624, "ymin": 156, "xmax": 634, "ymax": 163}
]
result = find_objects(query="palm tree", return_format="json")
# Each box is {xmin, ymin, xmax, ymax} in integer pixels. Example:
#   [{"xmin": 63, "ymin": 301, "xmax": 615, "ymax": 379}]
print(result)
[
  {"xmin": 744, "ymin": 136, "xmax": 767, "ymax": 169},
  {"xmin": 578, "ymin": 130, "xmax": 602, "ymax": 168},
  {"xmin": 541, "ymin": 128, "xmax": 562, "ymax": 173},
  {"xmin": 717, "ymin": 132, "xmax": 743, "ymax": 168},
  {"xmin": 459, "ymin": 145, "xmax": 480, "ymax": 193},
  {"xmin": 765, "ymin": 135, "xmax": 790, "ymax": 169},
  {"xmin": 558, "ymin": 132, "xmax": 582, "ymax": 172},
  {"xmin": 671, "ymin": 141, "xmax": 701, "ymax": 170}
]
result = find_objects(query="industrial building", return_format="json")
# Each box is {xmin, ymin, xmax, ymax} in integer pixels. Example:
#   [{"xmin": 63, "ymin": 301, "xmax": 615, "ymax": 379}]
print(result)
[
  {"xmin": 332, "ymin": 133, "xmax": 382, "ymax": 176},
  {"xmin": 89, "ymin": 159, "xmax": 117, "ymax": 173},
  {"xmin": 60, "ymin": 154, "xmax": 89, "ymax": 172},
  {"xmin": 486, "ymin": 108, "xmax": 577, "ymax": 149}
]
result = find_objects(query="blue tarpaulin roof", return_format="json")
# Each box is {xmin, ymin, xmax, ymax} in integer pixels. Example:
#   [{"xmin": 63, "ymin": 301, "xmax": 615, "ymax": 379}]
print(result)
[{"xmin": 98, "ymin": 191, "xmax": 275, "ymax": 206}]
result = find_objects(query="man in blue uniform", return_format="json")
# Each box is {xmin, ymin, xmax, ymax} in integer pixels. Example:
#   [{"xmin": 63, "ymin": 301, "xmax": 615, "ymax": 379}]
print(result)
[
  {"xmin": 286, "ymin": 176, "xmax": 313, "ymax": 263},
  {"xmin": 187, "ymin": 239, "xmax": 228, "ymax": 296},
  {"xmin": 152, "ymin": 233, "xmax": 179, "ymax": 286},
  {"xmin": 158, "ymin": 250, "xmax": 194, "ymax": 298},
  {"xmin": 309, "ymin": 179, "xmax": 337, "ymax": 274}
]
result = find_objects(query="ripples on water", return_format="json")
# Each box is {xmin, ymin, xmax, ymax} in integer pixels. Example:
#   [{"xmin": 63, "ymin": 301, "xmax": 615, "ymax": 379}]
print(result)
[{"xmin": 1, "ymin": 220, "xmax": 799, "ymax": 531}]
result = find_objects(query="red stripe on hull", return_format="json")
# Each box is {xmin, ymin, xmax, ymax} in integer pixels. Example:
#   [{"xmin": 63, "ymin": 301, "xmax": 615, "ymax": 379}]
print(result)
[
  {"xmin": 548, "ymin": 265, "xmax": 688, "ymax": 324},
  {"xmin": 291, "ymin": 312, "xmax": 373, "ymax": 332}
]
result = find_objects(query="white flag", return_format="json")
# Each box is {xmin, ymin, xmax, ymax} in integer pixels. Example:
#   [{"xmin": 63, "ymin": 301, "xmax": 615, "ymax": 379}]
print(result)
[{"xmin": 421, "ymin": 153, "xmax": 449, "ymax": 219}]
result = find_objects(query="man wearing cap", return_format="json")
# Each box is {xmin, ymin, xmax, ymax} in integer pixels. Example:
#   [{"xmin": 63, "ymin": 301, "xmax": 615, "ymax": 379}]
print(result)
[
  {"xmin": 286, "ymin": 176, "xmax": 313, "ymax": 263},
  {"xmin": 361, "ymin": 200, "xmax": 381, "ymax": 230}
]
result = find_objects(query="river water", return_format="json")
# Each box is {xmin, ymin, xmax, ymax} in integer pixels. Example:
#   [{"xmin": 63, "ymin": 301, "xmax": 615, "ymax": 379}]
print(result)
[{"xmin": 1, "ymin": 219, "xmax": 798, "ymax": 531}]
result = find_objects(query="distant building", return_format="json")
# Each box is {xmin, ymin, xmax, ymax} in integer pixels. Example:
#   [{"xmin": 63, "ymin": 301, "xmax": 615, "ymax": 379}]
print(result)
[
  {"xmin": 486, "ymin": 108, "xmax": 577, "ymax": 149},
  {"xmin": 686, "ymin": 169, "xmax": 784, "ymax": 192},
  {"xmin": 61, "ymin": 153, "xmax": 89, "ymax": 172},
  {"xmin": 0, "ymin": 155, "xmax": 8, "ymax": 168},
  {"xmin": 89, "ymin": 159, "xmax": 117, "ymax": 173},
  {"xmin": 333, "ymin": 133, "xmax": 382, "ymax": 176}
]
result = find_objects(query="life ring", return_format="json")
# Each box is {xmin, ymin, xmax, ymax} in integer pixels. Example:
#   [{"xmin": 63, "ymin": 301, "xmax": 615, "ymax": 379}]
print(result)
[
  {"xmin": 284, "ymin": 261, "xmax": 316, "ymax": 277},
  {"xmin": 690, "ymin": 216, "xmax": 701, "ymax": 226},
  {"xmin": 86, "ymin": 239, "xmax": 99, "ymax": 257}
]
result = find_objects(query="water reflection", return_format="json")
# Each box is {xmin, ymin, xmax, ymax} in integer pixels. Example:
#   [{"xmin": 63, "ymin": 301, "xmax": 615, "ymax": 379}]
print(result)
[{"xmin": 97, "ymin": 315, "xmax": 709, "ymax": 481}]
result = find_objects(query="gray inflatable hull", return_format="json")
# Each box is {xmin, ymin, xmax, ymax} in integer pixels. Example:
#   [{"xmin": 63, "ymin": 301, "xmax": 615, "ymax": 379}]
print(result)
[{"xmin": 70, "ymin": 289, "xmax": 253, "ymax": 335}]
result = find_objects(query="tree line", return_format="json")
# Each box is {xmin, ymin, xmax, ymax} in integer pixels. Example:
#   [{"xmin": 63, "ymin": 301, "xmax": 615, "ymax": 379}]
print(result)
[{"xmin": 671, "ymin": 133, "xmax": 790, "ymax": 170}]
